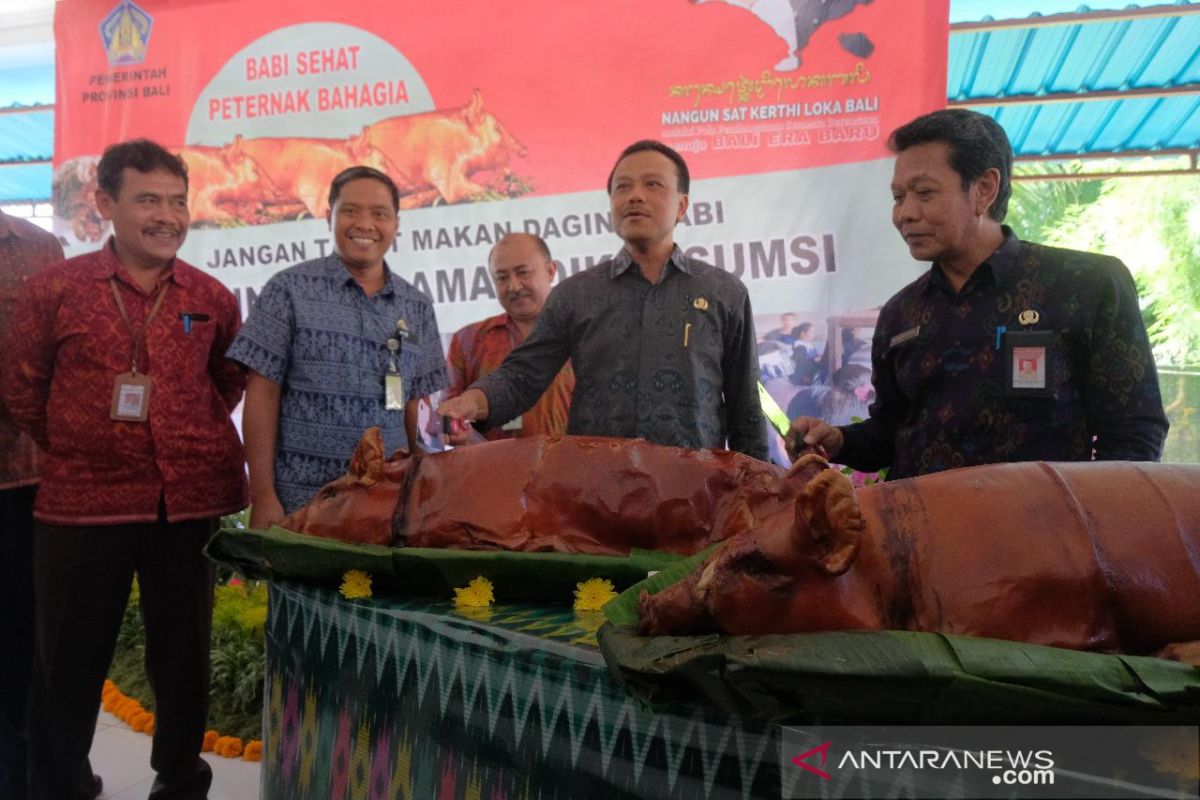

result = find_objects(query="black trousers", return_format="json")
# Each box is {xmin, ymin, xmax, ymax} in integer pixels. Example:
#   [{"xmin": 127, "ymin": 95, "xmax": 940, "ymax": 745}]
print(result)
[
  {"xmin": 0, "ymin": 485, "xmax": 37, "ymax": 800},
  {"xmin": 27, "ymin": 511, "xmax": 217, "ymax": 800}
]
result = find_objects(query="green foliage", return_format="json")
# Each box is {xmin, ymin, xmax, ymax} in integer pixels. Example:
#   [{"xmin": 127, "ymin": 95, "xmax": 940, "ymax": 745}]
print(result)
[
  {"xmin": 208, "ymin": 625, "xmax": 266, "ymax": 740},
  {"xmin": 1008, "ymin": 165, "xmax": 1103, "ymax": 245},
  {"xmin": 1011, "ymin": 172, "xmax": 1200, "ymax": 367},
  {"xmin": 1010, "ymin": 169, "xmax": 1200, "ymax": 463}
]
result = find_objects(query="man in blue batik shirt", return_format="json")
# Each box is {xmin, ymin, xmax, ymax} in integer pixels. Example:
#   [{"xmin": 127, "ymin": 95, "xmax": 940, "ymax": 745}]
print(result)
[{"xmin": 228, "ymin": 167, "xmax": 447, "ymax": 527}]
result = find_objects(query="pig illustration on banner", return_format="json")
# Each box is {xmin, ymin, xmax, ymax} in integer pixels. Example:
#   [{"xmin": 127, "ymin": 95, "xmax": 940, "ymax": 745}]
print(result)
[
  {"xmin": 639, "ymin": 455, "xmax": 1200, "ymax": 660},
  {"xmin": 362, "ymin": 89, "xmax": 529, "ymax": 209},
  {"xmin": 223, "ymin": 131, "xmax": 398, "ymax": 219},
  {"xmin": 178, "ymin": 144, "xmax": 288, "ymax": 226}
]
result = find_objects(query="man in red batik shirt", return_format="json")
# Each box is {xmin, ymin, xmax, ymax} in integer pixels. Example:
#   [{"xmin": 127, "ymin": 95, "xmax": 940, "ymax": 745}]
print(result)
[
  {"xmin": 441, "ymin": 233, "xmax": 573, "ymax": 445},
  {"xmin": 0, "ymin": 209, "xmax": 63, "ymax": 800},
  {"xmin": 3, "ymin": 140, "xmax": 247, "ymax": 800}
]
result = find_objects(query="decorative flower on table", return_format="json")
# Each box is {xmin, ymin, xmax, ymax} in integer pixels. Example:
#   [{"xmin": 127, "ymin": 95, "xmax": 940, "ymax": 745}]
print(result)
[
  {"xmin": 453, "ymin": 576, "xmax": 495, "ymax": 608},
  {"xmin": 339, "ymin": 569, "xmax": 373, "ymax": 599},
  {"xmin": 573, "ymin": 578, "xmax": 618, "ymax": 612}
]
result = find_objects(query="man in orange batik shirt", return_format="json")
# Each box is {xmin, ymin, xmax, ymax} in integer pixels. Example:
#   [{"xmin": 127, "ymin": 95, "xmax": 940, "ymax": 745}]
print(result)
[{"xmin": 442, "ymin": 233, "xmax": 573, "ymax": 445}]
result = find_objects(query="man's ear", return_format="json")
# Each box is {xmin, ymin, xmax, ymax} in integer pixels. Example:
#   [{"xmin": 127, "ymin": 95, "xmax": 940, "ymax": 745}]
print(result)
[
  {"xmin": 973, "ymin": 167, "xmax": 1001, "ymax": 218},
  {"xmin": 675, "ymin": 193, "xmax": 689, "ymax": 225},
  {"xmin": 348, "ymin": 427, "xmax": 386, "ymax": 485},
  {"xmin": 797, "ymin": 470, "xmax": 863, "ymax": 575},
  {"xmin": 95, "ymin": 189, "xmax": 115, "ymax": 222}
]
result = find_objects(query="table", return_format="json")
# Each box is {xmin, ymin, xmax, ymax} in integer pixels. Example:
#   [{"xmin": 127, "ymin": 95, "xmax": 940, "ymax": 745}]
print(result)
[{"xmin": 261, "ymin": 581, "xmax": 783, "ymax": 799}]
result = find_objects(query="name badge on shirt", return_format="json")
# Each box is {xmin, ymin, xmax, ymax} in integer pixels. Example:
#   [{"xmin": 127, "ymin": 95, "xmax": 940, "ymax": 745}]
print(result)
[
  {"xmin": 385, "ymin": 374, "xmax": 405, "ymax": 410},
  {"xmin": 889, "ymin": 326, "xmax": 920, "ymax": 349},
  {"xmin": 1003, "ymin": 330, "xmax": 1053, "ymax": 397},
  {"xmin": 500, "ymin": 416, "xmax": 524, "ymax": 432},
  {"xmin": 111, "ymin": 372, "xmax": 152, "ymax": 421}
]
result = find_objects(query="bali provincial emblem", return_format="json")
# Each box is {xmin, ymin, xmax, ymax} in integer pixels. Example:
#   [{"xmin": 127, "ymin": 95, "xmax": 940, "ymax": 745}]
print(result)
[{"xmin": 100, "ymin": 0, "xmax": 154, "ymax": 67}]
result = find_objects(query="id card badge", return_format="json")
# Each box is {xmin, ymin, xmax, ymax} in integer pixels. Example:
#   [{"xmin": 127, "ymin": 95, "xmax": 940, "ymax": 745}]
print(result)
[
  {"xmin": 1003, "ymin": 330, "xmax": 1053, "ymax": 397},
  {"xmin": 111, "ymin": 372, "xmax": 152, "ymax": 421},
  {"xmin": 385, "ymin": 374, "xmax": 405, "ymax": 410},
  {"xmin": 500, "ymin": 415, "xmax": 524, "ymax": 432}
]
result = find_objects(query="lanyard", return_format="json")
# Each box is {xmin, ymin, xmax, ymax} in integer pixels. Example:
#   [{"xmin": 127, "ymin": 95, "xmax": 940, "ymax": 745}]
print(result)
[{"xmin": 109, "ymin": 277, "xmax": 170, "ymax": 374}]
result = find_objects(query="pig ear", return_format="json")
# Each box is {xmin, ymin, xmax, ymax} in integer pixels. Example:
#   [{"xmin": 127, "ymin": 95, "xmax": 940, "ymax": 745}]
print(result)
[
  {"xmin": 787, "ymin": 452, "xmax": 830, "ymax": 486},
  {"xmin": 466, "ymin": 89, "xmax": 483, "ymax": 123},
  {"xmin": 798, "ymin": 470, "xmax": 863, "ymax": 575},
  {"xmin": 348, "ymin": 427, "xmax": 386, "ymax": 486}
]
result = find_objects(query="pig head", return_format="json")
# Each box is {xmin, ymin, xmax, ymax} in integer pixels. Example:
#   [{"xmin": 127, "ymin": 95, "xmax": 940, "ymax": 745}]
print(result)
[
  {"xmin": 640, "ymin": 459, "xmax": 1200, "ymax": 658},
  {"xmin": 279, "ymin": 428, "xmax": 414, "ymax": 546},
  {"xmin": 282, "ymin": 429, "xmax": 812, "ymax": 557},
  {"xmin": 363, "ymin": 89, "xmax": 527, "ymax": 208}
]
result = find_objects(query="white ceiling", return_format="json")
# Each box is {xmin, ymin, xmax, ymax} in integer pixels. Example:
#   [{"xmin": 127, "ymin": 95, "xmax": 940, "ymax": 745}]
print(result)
[{"xmin": 0, "ymin": 0, "xmax": 52, "ymax": 66}]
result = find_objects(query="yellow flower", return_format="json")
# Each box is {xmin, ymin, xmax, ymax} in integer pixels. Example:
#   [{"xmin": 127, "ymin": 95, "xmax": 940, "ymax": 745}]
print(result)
[
  {"xmin": 453, "ymin": 576, "xmax": 495, "ymax": 608},
  {"xmin": 339, "ymin": 569, "xmax": 373, "ymax": 600},
  {"xmin": 573, "ymin": 577, "xmax": 618, "ymax": 612}
]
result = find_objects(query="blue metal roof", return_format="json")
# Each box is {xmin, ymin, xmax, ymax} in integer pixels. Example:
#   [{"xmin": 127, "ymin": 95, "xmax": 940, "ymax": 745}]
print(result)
[
  {"xmin": 2, "ymin": 2, "xmax": 1198, "ymax": 202},
  {"xmin": 949, "ymin": 2, "xmax": 1200, "ymax": 159},
  {"xmin": 0, "ymin": 161, "xmax": 50, "ymax": 203}
]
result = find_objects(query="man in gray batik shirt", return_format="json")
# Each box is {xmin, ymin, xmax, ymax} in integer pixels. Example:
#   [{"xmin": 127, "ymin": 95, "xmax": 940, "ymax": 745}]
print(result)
[{"xmin": 438, "ymin": 140, "xmax": 767, "ymax": 460}]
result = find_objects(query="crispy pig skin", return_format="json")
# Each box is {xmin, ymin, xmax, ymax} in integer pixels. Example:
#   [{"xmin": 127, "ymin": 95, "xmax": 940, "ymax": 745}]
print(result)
[
  {"xmin": 639, "ymin": 461, "xmax": 1200, "ymax": 658},
  {"xmin": 281, "ymin": 429, "xmax": 816, "ymax": 556}
]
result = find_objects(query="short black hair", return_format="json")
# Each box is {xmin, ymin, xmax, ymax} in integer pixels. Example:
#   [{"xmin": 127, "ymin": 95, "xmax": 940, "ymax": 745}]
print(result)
[
  {"xmin": 328, "ymin": 166, "xmax": 400, "ymax": 211},
  {"xmin": 607, "ymin": 140, "xmax": 690, "ymax": 194},
  {"xmin": 795, "ymin": 321, "xmax": 813, "ymax": 335},
  {"xmin": 97, "ymin": 139, "xmax": 188, "ymax": 198},
  {"xmin": 887, "ymin": 109, "xmax": 1012, "ymax": 222}
]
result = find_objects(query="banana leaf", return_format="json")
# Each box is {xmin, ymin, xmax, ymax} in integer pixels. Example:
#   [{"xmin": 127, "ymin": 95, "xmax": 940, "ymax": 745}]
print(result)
[
  {"xmin": 205, "ymin": 525, "xmax": 683, "ymax": 602},
  {"xmin": 599, "ymin": 553, "xmax": 1200, "ymax": 723}
]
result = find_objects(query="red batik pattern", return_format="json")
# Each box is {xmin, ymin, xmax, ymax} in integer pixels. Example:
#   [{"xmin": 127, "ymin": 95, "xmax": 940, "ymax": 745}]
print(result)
[
  {"xmin": 2, "ymin": 241, "xmax": 248, "ymax": 523},
  {"xmin": 0, "ymin": 213, "xmax": 64, "ymax": 489},
  {"xmin": 445, "ymin": 312, "xmax": 573, "ymax": 440}
]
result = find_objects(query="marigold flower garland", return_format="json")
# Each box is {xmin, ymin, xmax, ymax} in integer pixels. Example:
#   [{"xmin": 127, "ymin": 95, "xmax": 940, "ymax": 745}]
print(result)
[{"xmin": 103, "ymin": 680, "xmax": 261, "ymax": 761}]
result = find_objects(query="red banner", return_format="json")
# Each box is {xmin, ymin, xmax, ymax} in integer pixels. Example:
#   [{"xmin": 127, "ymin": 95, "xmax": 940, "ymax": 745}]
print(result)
[{"xmin": 54, "ymin": 0, "xmax": 949, "ymax": 455}]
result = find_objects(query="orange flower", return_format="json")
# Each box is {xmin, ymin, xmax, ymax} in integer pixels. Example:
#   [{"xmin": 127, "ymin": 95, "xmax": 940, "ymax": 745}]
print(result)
[
  {"xmin": 202, "ymin": 730, "xmax": 219, "ymax": 752},
  {"xmin": 130, "ymin": 711, "xmax": 153, "ymax": 733},
  {"xmin": 214, "ymin": 736, "xmax": 243, "ymax": 758},
  {"xmin": 242, "ymin": 740, "xmax": 263, "ymax": 761}
]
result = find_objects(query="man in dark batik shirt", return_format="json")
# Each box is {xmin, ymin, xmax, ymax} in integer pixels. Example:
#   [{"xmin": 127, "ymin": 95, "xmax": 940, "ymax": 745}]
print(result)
[
  {"xmin": 789, "ymin": 109, "xmax": 1168, "ymax": 479},
  {"xmin": 438, "ymin": 140, "xmax": 767, "ymax": 460}
]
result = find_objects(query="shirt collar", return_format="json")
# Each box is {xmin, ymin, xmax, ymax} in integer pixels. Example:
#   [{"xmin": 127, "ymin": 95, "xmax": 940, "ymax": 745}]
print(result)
[
  {"xmin": 925, "ymin": 226, "xmax": 1019, "ymax": 296},
  {"xmin": 328, "ymin": 253, "xmax": 396, "ymax": 297},
  {"xmin": 478, "ymin": 312, "xmax": 513, "ymax": 333},
  {"xmin": 610, "ymin": 244, "xmax": 692, "ymax": 279},
  {"xmin": 96, "ymin": 237, "xmax": 188, "ymax": 290}
]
